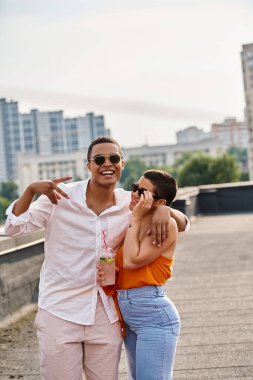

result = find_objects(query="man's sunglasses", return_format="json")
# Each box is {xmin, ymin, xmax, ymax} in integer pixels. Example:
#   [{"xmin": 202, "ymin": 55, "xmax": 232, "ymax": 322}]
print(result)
[
  {"xmin": 89, "ymin": 154, "xmax": 123, "ymax": 166},
  {"xmin": 131, "ymin": 183, "xmax": 160, "ymax": 200}
]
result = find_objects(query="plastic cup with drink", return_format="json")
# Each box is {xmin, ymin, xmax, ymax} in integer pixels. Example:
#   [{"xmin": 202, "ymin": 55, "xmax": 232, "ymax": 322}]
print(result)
[
  {"xmin": 99, "ymin": 230, "xmax": 116, "ymax": 286},
  {"xmin": 99, "ymin": 247, "xmax": 116, "ymax": 286}
]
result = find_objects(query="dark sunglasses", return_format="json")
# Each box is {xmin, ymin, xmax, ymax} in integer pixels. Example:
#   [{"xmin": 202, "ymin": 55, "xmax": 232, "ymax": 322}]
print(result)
[
  {"xmin": 131, "ymin": 183, "xmax": 160, "ymax": 200},
  {"xmin": 89, "ymin": 154, "xmax": 122, "ymax": 165}
]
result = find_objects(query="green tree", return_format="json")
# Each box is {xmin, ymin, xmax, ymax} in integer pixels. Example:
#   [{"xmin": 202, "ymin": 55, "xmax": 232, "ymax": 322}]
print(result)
[
  {"xmin": 177, "ymin": 152, "xmax": 241, "ymax": 187},
  {"xmin": 0, "ymin": 181, "xmax": 19, "ymax": 201},
  {"xmin": 227, "ymin": 146, "xmax": 248, "ymax": 163},
  {"xmin": 120, "ymin": 159, "xmax": 147, "ymax": 190},
  {"xmin": 173, "ymin": 151, "xmax": 198, "ymax": 169},
  {"xmin": 209, "ymin": 153, "xmax": 240, "ymax": 183},
  {"xmin": 168, "ymin": 151, "xmax": 203, "ymax": 179},
  {"xmin": 240, "ymin": 172, "xmax": 249, "ymax": 181},
  {"xmin": 177, "ymin": 153, "xmax": 213, "ymax": 187},
  {"xmin": 227, "ymin": 146, "xmax": 249, "ymax": 181},
  {"xmin": 0, "ymin": 196, "xmax": 11, "ymax": 221}
]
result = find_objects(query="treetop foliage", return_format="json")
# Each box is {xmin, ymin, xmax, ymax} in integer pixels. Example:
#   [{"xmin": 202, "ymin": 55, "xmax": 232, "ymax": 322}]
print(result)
[{"xmin": 121, "ymin": 150, "xmax": 243, "ymax": 190}]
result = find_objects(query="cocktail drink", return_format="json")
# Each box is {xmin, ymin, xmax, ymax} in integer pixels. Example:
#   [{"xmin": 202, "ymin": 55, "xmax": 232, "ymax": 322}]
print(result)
[{"xmin": 99, "ymin": 248, "xmax": 115, "ymax": 286}]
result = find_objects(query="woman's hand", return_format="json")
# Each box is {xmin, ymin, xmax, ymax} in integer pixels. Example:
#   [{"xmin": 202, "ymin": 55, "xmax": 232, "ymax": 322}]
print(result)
[{"xmin": 131, "ymin": 191, "xmax": 153, "ymax": 220}]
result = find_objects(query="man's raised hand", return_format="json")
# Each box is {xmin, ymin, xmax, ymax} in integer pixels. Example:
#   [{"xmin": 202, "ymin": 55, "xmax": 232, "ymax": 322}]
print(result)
[{"xmin": 29, "ymin": 177, "xmax": 72, "ymax": 204}]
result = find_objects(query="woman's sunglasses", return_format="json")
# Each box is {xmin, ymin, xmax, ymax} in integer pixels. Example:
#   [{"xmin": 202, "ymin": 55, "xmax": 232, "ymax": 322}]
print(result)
[
  {"xmin": 89, "ymin": 154, "xmax": 122, "ymax": 166},
  {"xmin": 131, "ymin": 183, "xmax": 160, "ymax": 200}
]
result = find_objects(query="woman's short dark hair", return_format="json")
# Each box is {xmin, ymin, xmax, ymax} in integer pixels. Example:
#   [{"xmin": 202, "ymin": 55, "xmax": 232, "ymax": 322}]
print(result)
[
  {"xmin": 87, "ymin": 137, "xmax": 122, "ymax": 161},
  {"xmin": 143, "ymin": 169, "xmax": 177, "ymax": 206}
]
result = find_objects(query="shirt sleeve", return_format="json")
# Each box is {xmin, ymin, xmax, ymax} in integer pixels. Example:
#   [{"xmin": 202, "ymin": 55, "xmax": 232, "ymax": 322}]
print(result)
[
  {"xmin": 5, "ymin": 195, "xmax": 54, "ymax": 237},
  {"xmin": 184, "ymin": 215, "xmax": 190, "ymax": 231}
]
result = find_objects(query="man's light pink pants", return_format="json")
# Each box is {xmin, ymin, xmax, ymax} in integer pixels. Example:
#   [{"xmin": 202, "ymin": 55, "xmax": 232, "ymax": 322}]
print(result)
[{"xmin": 34, "ymin": 296, "xmax": 123, "ymax": 380}]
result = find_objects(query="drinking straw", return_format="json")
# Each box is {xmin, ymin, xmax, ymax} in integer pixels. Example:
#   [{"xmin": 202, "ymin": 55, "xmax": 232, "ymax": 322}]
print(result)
[{"xmin": 102, "ymin": 230, "xmax": 109, "ymax": 256}]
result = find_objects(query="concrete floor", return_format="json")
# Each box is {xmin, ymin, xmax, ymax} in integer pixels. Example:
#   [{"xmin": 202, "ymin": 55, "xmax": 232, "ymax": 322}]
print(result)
[{"xmin": 0, "ymin": 214, "xmax": 253, "ymax": 379}]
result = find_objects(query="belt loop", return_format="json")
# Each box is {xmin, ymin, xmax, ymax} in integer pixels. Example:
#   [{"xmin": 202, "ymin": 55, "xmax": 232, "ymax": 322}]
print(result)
[{"xmin": 156, "ymin": 285, "xmax": 162, "ymax": 295}]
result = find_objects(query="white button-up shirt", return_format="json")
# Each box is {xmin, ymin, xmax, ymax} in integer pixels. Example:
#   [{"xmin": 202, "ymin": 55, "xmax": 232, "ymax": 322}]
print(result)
[{"xmin": 5, "ymin": 179, "xmax": 131, "ymax": 325}]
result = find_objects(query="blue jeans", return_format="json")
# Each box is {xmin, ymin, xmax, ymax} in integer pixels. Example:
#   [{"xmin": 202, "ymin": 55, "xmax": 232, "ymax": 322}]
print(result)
[{"xmin": 117, "ymin": 286, "xmax": 180, "ymax": 380}]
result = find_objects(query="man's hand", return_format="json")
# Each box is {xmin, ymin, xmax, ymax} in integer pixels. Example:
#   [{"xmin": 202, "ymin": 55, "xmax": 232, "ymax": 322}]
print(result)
[
  {"xmin": 147, "ymin": 205, "xmax": 170, "ymax": 247},
  {"xmin": 12, "ymin": 176, "xmax": 72, "ymax": 217},
  {"xmin": 96, "ymin": 263, "xmax": 119, "ymax": 285},
  {"xmin": 29, "ymin": 177, "xmax": 72, "ymax": 205},
  {"xmin": 147, "ymin": 206, "xmax": 189, "ymax": 246}
]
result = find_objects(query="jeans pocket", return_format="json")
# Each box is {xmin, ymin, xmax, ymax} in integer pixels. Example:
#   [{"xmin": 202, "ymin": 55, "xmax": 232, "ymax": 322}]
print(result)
[
  {"xmin": 160, "ymin": 305, "xmax": 181, "ymax": 336},
  {"xmin": 129, "ymin": 300, "xmax": 157, "ymax": 308}
]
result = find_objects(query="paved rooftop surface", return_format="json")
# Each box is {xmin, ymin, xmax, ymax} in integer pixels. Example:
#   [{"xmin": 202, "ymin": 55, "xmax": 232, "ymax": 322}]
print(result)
[{"xmin": 0, "ymin": 214, "xmax": 253, "ymax": 379}]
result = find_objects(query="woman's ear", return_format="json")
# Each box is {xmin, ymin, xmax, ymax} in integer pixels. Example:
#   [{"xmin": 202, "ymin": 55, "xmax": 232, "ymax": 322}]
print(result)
[{"xmin": 155, "ymin": 199, "xmax": 167, "ymax": 206}]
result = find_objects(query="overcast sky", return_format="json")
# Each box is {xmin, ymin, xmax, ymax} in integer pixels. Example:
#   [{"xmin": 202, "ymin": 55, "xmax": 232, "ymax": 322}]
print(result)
[{"xmin": 0, "ymin": 0, "xmax": 252, "ymax": 147}]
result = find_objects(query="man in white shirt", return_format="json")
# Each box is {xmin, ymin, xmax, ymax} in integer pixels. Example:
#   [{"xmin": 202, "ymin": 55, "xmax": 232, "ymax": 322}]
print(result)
[{"xmin": 5, "ymin": 137, "xmax": 188, "ymax": 380}]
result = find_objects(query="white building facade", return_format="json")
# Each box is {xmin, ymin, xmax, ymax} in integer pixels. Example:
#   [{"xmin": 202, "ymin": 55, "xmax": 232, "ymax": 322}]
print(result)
[
  {"xmin": 176, "ymin": 126, "xmax": 210, "ymax": 144},
  {"xmin": 123, "ymin": 138, "xmax": 223, "ymax": 167},
  {"xmin": 18, "ymin": 138, "xmax": 224, "ymax": 193},
  {"xmin": 18, "ymin": 151, "xmax": 89, "ymax": 193}
]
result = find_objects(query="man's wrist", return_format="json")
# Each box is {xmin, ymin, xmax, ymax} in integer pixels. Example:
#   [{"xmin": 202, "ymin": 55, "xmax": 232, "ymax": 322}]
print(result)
[
  {"xmin": 130, "ymin": 216, "xmax": 142, "ymax": 224},
  {"xmin": 26, "ymin": 184, "xmax": 36, "ymax": 198}
]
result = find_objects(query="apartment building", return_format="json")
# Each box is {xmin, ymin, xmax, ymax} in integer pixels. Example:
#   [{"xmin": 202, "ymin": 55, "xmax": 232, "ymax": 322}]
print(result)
[
  {"xmin": 123, "ymin": 137, "xmax": 223, "ymax": 167},
  {"xmin": 211, "ymin": 117, "xmax": 248, "ymax": 149},
  {"xmin": 0, "ymin": 98, "xmax": 22, "ymax": 182},
  {"xmin": 241, "ymin": 43, "xmax": 253, "ymax": 180},
  {"xmin": 0, "ymin": 98, "xmax": 109, "ymax": 183}
]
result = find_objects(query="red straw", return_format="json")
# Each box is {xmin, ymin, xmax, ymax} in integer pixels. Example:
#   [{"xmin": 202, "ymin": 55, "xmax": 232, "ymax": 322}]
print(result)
[{"xmin": 102, "ymin": 230, "xmax": 109, "ymax": 256}]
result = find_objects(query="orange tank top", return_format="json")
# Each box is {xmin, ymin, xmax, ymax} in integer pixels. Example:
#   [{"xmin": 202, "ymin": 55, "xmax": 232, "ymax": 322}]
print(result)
[{"xmin": 116, "ymin": 246, "xmax": 174, "ymax": 290}]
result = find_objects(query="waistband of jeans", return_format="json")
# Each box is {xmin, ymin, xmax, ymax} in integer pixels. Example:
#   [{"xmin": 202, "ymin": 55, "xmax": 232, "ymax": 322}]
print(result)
[{"xmin": 117, "ymin": 285, "xmax": 164, "ymax": 297}]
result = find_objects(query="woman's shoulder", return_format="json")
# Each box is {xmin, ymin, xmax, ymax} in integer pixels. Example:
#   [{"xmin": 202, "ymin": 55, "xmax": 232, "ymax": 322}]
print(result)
[
  {"xmin": 170, "ymin": 217, "xmax": 178, "ymax": 235},
  {"xmin": 159, "ymin": 218, "xmax": 178, "ymax": 257},
  {"xmin": 168, "ymin": 218, "xmax": 178, "ymax": 245}
]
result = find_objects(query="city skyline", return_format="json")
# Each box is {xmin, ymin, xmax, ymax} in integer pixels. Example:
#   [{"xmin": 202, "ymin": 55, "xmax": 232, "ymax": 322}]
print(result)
[
  {"xmin": 0, "ymin": 95, "xmax": 247, "ymax": 143},
  {"xmin": 0, "ymin": 97, "xmax": 248, "ymax": 187},
  {"xmin": 0, "ymin": 0, "xmax": 252, "ymax": 146}
]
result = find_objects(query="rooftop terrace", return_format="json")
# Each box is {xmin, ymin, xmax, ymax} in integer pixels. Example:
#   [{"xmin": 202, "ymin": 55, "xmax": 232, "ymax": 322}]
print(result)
[{"xmin": 0, "ymin": 214, "xmax": 253, "ymax": 379}]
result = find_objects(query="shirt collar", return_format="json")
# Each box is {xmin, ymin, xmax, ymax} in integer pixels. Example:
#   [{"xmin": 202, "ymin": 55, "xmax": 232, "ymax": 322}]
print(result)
[{"xmin": 82, "ymin": 178, "xmax": 130, "ymax": 212}]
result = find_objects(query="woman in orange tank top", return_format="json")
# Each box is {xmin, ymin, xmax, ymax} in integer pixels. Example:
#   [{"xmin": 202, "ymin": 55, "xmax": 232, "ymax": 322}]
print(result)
[{"xmin": 117, "ymin": 169, "xmax": 180, "ymax": 380}]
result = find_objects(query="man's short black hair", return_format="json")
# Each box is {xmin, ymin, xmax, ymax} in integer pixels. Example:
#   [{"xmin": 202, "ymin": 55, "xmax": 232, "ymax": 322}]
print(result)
[
  {"xmin": 87, "ymin": 137, "xmax": 123, "ymax": 161},
  {"xmin": 143, "ymin": 169, "xmax": 177, "ymax": 206}
]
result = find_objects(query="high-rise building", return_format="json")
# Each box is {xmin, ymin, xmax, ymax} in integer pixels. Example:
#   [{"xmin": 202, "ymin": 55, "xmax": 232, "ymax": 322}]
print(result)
[
  {"xmin": 36, "ymin": 110, "xmax": 66, "ymax": 154},
  {"xmin": 241, "ymin": 43, "xmax": 253, "ymax": 180},
  {"xmin": 211, "ymin": 117, "xmax": 248, "ymax": 149},
  {"xmin": 0, "ymin": 98, "xmax": 109, "ymax": 183},
  {"xmin": 0, "ymin": 98, "xmax": 23, "ymax": 182},
  {"xmin": 0, "ymin": 99, "xmax": 9, "ymax": 182},
  {"xmin": 65, "ymin": 113, "xmax": 109, "ymax": 152},
  {"xmin": 20, "ymin": 111, "xmax": 38, "ymax": 155}
]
